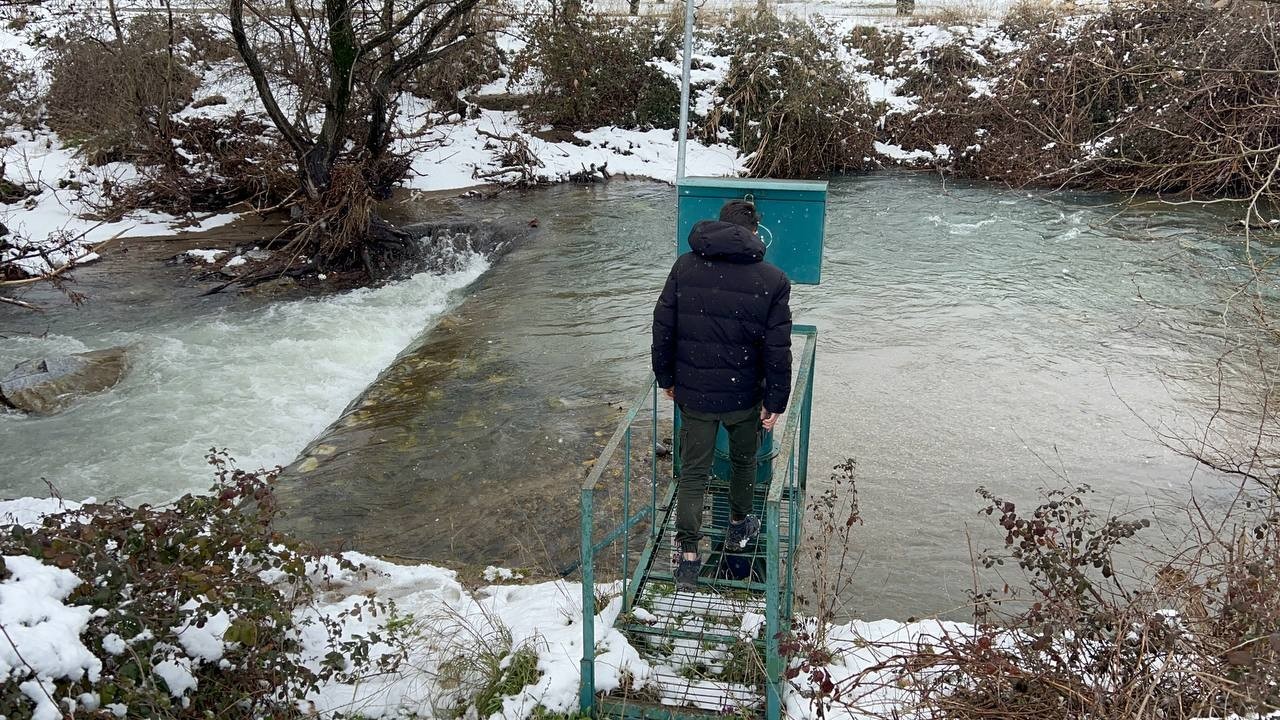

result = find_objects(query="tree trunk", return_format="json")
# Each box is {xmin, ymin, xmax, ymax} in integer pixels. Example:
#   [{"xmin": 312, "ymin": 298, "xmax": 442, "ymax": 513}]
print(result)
[
  {"xmin": 106, "ymin": 0, "xmax": 124, "ymax": 47},
  {"xmin": 365, "ymin": 0, "xmax": 396, "ymax": 165},
  {"xmin": 300, "ymin": 144, "xmax": 333, "ymax": 201},
  {"xmin": 158, "ymin": 0, "xmax": 176, "ymax": 158}
]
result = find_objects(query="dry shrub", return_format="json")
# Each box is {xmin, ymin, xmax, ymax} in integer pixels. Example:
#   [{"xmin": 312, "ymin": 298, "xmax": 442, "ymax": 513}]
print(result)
[
  {"xmin": 895, "ymin": 31, "xmax": 987, "ymax": 100},
  {"xmin": 512, "ymin": 13, "xmax": 680, "ymax": 130},
  {"xmin": 999, "ymin": 0, "xmax": 1069, "ymax": 41},
  {"xmin": 45, "ymin": 14, "xmax": 201, "ymax": 161},
  {"xmin": 702, "ymin": 14, "xmax": 875, "ymax": 178},
  {"xmin": 829, "ymin": 482, "xmax": 1280, "ymax": 720},
  {"xmin": 104, "ymin": 113, "xmax": 296, "ymax": 220},
  {"xmin": 904, "ymin": 3, "xmax": 993, "ymax": 27},
  {"xmin": 879, "ymin": 26, "xmax": 1004, "ymax": 169},
  {"xmin": 275, "ymin": 157, "xmax": 415, "ymax": 277},
  {"xmin": 0, "ymin": 48, "xmax": 40, "ymax": 128},
  {"xmin": 888, "ymin": 0, "xmax": 1280, "ymax": 222},
  {"xmin": 0, "ymin": 452, "xmax": 412, "ymax": 719},
  {"xmin": 1069, "ymin": 2, "xmax": 1280, "ymax": 211},
  {"xmin": 843, "ymin": 25, "xmax": 907, "ymax": 76},
  {"xmin": 410, "ymin": 13, "xmax": 504, "ymax": 116}
]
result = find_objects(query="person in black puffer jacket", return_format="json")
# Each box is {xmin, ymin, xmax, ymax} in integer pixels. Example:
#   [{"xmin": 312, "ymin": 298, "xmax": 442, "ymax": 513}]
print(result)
[{"xmin": 651, "ymin": 199, "xmax": 792, "ymax": 590}]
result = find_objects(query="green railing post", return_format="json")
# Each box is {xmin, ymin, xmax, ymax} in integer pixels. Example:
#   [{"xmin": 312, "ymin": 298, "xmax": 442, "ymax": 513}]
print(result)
[
  {"xmin": 651, "ymin": 385, "xmax": 659, "ymax": 539},
  {"xmin": 799, "ymin": 346, "xmax": 814, "ymax": 494},
  {"xmin": 622, "ymin": 428, "xmax": 631, "ymax": 611},
  {"xmin": 580, "ymin": 489, "xmax": 595, "ymax": 715},
  {"xmin": 784, "ymin": 453, "xmax": 799, "ymax": 622},
  {"xmin": 765, "ymin": 501, "xmax": 783, "ymax": 720}
]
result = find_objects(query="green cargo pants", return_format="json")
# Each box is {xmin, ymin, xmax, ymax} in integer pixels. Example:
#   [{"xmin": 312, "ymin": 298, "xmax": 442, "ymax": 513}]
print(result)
[{"xmin": 675, "ymin": 404, "xmax": 761, "ymax": 553}]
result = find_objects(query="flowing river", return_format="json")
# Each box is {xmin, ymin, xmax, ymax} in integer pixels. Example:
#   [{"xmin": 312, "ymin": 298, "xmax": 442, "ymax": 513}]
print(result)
[{"xmin": 0, "ymin": 173, "xmax": 1260, "ymax": 619}]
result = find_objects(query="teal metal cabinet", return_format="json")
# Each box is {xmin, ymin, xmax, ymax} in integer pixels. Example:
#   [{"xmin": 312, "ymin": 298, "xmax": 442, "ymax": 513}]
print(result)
[
  {"xmin": 676, "ymin": 177, "xmax": 828, "ymax": 285},
  {"xmin": 676, "ymin": 176, "xmax": 828, "ymax": 485}
]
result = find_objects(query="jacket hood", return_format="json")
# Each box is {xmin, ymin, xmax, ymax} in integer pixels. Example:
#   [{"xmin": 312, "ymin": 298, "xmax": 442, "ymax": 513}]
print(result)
[{"xmin": 688, "ymin": 220, "xmax": 765, "ymax": 264}]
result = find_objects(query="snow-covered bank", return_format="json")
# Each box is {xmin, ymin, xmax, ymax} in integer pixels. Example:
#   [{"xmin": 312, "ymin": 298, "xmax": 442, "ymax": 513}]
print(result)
[
  {"xmin": 407, "ymin": 110, "xmax": 744, "ymax": 192},
  {"xmin": 0, "ymin": 496, "xmax": 967, "ymax": 720},
  {"xmin": 0, "ymin": 124, "xmax": 239, "ymax": 277}
]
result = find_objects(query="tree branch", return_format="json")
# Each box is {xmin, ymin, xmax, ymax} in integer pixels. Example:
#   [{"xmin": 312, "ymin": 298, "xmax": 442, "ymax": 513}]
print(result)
[
  {"xmin": 384, "ymin": 0, "xmax": 478, "ymax": 80},
  {"xmin": 359, "ymin": 0, "xmax": 450, "ymax": 55},
  {"xmin": 229, "ymin": 0, "xmax": 312, "ymax": 159}
]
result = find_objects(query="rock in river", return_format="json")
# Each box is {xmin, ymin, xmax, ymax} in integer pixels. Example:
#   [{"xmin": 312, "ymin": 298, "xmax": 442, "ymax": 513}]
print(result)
[{"xmin": 0, "ymin": 347, "xmax": 128, "ymax": 414}]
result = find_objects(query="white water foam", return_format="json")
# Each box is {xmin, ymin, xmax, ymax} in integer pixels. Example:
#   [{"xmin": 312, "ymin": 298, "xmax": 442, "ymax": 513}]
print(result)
[{"xmin": 0, "ymin": 257, "xmax": 489, "ymax": 504}]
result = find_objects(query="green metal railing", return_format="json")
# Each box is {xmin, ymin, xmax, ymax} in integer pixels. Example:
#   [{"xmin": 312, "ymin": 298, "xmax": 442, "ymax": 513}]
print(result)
[
  {"xmin": 577, "ymin": 326, "xmax": 817, "ymax": 720},
  {"xmin": 764, "ymin": 325, "xmax": 816, "ymax": 720},
  {"xmin": 578, "ymin": 379, "xmax": 665, "ymax": 711}
]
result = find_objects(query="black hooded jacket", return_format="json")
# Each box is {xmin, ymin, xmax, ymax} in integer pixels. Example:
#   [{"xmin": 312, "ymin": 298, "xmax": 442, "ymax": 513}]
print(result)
[{"xmin": 652, "ymin": 220, "xmax": 793, "ymax": 414}]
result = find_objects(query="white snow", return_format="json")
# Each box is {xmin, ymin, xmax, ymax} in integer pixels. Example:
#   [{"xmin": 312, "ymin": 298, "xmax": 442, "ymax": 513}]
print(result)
[
  {"xmin": 873, "ymin": 141, "xmax": 936, "ymax": 163},
  {"xmin": 184, "ymin": 249, "xmax": 228, "ymax": 263},
  {"xmin": 293, "ymin": 552, "xmax": 649, "ymax": 717},
  {"xmin": 174, "ymin": 600, "xmax": 232, "ymax": 663},
  {"xmin": 0, "ymin": 497, "xmax": 87, "ymax": 528},
  {"xmin": 1, "ymin": 555, "xmax": 102, "ymax": 720},
  {"xmin": 153, "ymin": 655, "xmax": 198, "ymax": 698},
  {"xmin": 483, "ymin": 565, "xmax": 525, "ymax": 582},
  {"xmin": 100, "ymin": 634, "xmax": 126, "ymax": 656},
  {"xmin": 405, "ymin": 109, "xmax": 744, "ymax": 191},
  {"xmin": 0, "ymin": 130, "xmax": 238, "ymax": 276}
]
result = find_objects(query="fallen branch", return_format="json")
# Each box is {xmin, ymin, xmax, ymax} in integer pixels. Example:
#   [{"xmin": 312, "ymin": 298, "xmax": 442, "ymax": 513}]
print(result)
[
  {"xmin": 0, "ymin": 227, "xmax": 131, "ymax": 288},
  {"xmin": 0, "ymin": 295, "xmax": 42, "ymax": 311}
]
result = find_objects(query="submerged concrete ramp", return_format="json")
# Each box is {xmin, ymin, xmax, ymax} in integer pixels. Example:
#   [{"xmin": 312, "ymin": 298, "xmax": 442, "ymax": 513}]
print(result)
[{"xmin": 273, "ymin": 216, "xmax": 657, "ymax": 572}]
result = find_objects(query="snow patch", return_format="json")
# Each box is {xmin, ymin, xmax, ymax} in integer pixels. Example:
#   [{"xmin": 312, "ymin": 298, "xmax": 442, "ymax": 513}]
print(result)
[
  {"xmin": 0, "ymin": 497, "xmax": 87, "ymax": 528},
  {"xmin": 0, "ymin": 556, "xmax": 102, "ymax": 720},
  {"xmin": 153, "ymin": 655, "xmax": 197, "ymax": 698},
  {"xmin": 483, "ymin": 565, "xmax": 525, "ymax": 582},
  {"xmin": 184, "ymin": 249, "xmax": 229, "ymax": 263}
]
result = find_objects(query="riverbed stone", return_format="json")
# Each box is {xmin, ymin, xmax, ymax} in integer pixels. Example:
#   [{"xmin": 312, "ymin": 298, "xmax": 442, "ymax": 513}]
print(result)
[{"xmin": 0, "ymin": 347, "xmax": 128, "ymax": 415}]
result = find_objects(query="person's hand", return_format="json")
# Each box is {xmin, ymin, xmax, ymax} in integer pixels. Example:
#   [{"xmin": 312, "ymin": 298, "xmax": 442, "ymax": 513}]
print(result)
[
  {"xmin": 761, "ymin": 407, "xmax": 781, "ymax": 432},
  {"xmin": 663, "ymin": 387, "xmax": 675, "ymax": 401}
]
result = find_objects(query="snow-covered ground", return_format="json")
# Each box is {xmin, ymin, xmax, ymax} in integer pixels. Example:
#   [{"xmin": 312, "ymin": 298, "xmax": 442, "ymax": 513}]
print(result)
[
  {"xmin": 0, "ymin": 497, "xmax": 969, "ymax": 720},
  {"xmin": 0, "ymin": 128, "xmax": 240, "ymax": 275},
  {"xmin": 0, "ymin": 0, "xmax": 1037, "ymax": 277}
]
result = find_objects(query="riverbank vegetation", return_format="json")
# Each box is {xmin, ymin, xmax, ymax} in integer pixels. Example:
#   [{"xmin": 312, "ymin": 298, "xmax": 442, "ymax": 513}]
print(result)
[
  {"xmin": 874, "ymin": 0, "xmax": 1280, "ymax": 230},
  {"xmin": 2, "ymin": 0, "xmax": 1277, "ymax": 291},
  {"xmin": 10, "ymin": 440, "xmax": 1280, "ymax": 718}
]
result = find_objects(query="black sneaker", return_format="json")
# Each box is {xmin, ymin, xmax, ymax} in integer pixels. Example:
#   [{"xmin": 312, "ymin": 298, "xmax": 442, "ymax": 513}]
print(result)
[
  {"xmin": 725, "ymin": 515, "xmax": 761, "ymax": 550},
  {"xmin": 674, "ymin": 555, "xmax": 701, "ymax": 591}
]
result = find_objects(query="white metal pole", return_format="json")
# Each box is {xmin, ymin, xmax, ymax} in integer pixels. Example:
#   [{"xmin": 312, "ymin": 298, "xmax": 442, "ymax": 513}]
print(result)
[{"xmin": 675, "ymin": 0, "xmax": 695, "ymax": 182}]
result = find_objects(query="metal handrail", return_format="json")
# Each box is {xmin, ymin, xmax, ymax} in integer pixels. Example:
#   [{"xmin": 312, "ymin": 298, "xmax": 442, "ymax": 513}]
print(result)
[
  {"xmin": 578, "ymin": 378, "xmax": 662, "ymax": 711},
  {"xmin": 764, "ymin": 325, "xmax": 818, "ymax": 720}
]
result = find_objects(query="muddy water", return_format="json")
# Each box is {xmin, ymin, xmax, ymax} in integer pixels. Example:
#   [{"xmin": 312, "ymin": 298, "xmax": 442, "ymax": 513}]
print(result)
[{"xmin": 275, "ymin": 175, "xmax": 1259, "ymax": 618}]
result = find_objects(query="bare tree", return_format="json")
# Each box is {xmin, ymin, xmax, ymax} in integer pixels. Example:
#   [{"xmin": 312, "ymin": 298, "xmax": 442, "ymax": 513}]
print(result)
[{"xmin": 228, "ymin": 0, "xmax": 481, "ymax": 272}]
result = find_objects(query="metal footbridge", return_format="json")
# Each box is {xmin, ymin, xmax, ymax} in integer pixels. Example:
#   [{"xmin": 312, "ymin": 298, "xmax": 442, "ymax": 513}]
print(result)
[
  {"xmin": 576, "ymin": 324, "xmax": 816, "ymax": 719},
  {"xmin": 574, "ymin": 3, "xmax": 827, "ymax": 711}
]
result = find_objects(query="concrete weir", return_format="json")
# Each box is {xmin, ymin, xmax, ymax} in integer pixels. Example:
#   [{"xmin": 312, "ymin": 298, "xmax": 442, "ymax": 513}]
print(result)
[{"xmin": 272, "ymin": 218, "xmax": 635, "ymax": 572}]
